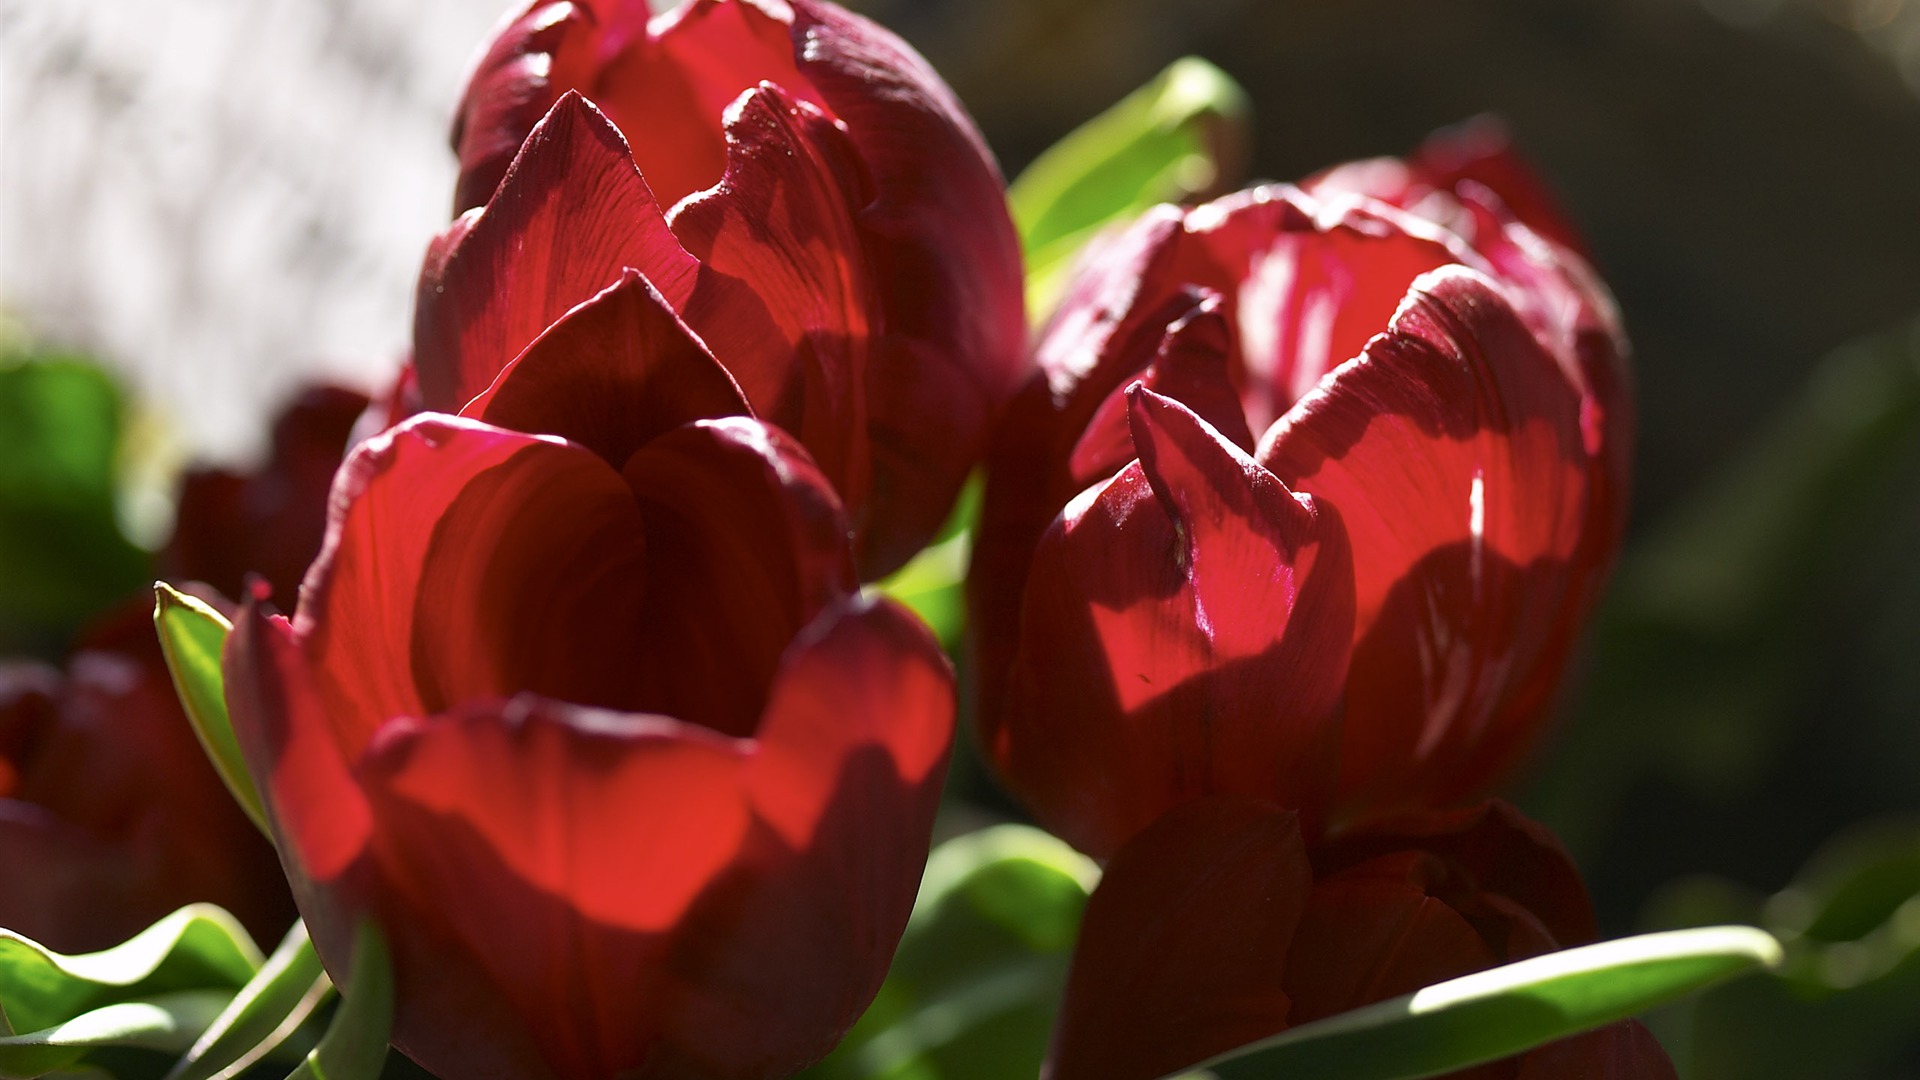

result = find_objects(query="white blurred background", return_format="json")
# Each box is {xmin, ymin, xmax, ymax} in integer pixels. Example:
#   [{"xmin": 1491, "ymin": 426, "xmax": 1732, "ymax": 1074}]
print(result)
[{"xmin": 0, "ymin": 0, "xmax": 511, "ymax": 461}]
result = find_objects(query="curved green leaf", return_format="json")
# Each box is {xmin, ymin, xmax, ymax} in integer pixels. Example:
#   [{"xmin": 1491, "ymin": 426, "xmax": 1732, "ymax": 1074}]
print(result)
[
  {"xmin": 872, "ymin": 475, "xmax": 981, "ymax": 652},
  {"xmin": 1182, "ymin": 926, "xmax": 1782, "ymax": 1080},
  {"xmin": 1010, "ymin": 56, "xmax": 1250, "ymax": 318},
  {"xmin": 802, "ymin": 825, "xmax": 1099, "ymax": 1080},
  {"xmin": 167, "ymin": 923, "xmax": 331, "ymax": 1080},
  {"xmin": 1, "ymin": 991, "xmax": 234, "ymax": 1079},
  {"xmin": 283, "ymin": 922, "xmax": 389, "ymax": 1080},
  {"xmin": 0, "ymin": 906, "xmax": 260, "ymax": 1039},
  {"xmin": 154, "ymin": 582, "xmax": 266, "ymax": 834}
]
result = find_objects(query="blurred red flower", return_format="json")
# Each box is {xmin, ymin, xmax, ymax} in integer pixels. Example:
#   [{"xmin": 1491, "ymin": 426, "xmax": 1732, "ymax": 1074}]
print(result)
[
  {"xmin": 0, "ymin": 604, "xmax": 293, "ymax": 953},
  {"xmin": 970, "ymin": 124, "xmax": 1629, "ymax": 856},
  {"xmin": 1047, "ymin": 796, "xmax": 1676, "ymax": 1080},
  {"xmin": 413, "ymin": 0, "xmax": 1027, "ymax": 578},
  {"xmin": 224, "ymin": 398, "xmax": 954, "ymax": 1078},
  {"xmin": 164, "ymin": 384, "xmax": 370, "ymax": 602}
]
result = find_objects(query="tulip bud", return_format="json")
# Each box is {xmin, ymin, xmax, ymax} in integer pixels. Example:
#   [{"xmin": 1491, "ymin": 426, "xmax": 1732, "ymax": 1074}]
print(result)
[
  {"xmin": 416, "ymin": 0, "xmax": 1027, "ymax": 578},
  {"xmin": 224, "ymin": 399, "xmax": 955, "ymax": 1078},
  {"xmin": 972, "ymin": 131, "xmax": 1629, "ymax": 852},
  {"xmin": 1047, "ymin": 796, "xmax": 1677, "ymax": 1080}
]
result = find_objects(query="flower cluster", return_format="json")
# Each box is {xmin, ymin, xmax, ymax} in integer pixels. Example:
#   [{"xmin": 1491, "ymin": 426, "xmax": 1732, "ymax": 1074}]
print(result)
[{"xmin": 1, "ymin": 3, "xmax": 1678, "ymax": 1077}]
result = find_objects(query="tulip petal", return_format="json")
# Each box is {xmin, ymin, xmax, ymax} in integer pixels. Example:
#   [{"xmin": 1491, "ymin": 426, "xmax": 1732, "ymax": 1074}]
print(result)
[
  {"xmin": 995, "ymin": 388, "xmax": 1352, "ymax": 857},
  {"xmin": 1068, "ymin": 293, "xmax": 1255, "ymax": 488},
  {"xmin": 670, "ymin": 83, "xmax": 874, "ymax": 511},
  {"xmin": 225, "ymin": 600, "xmax": 371, "ymax": 915},
  {"xmin": 166, "ymin": 386, "xmax": 369, "ymax": 601},
  {"xmin": 647, "ymin": 597, "xmax": 952, "ymax": 1077},
  {"xmin": 1408, "ymin": 117, "xmax": 1589, "ymax": 258},
  {"xmin": 749, "ymin": 595, "xmax": 952, "ymax": 847},
  {"xmin": 1182, "ymin": 187, "xmax": 1471, "ymax": 430},
  {"xmin": 296, "ymin": 416, "xmax": 559, "ymax": 752},
  {"xmin": 1048, "ymin": 796, "xmax": 1311, "ymax": 1080},
  {"xmin": 450, "ymin": 1, "xmax": 604, "ymax": 214},
  {"xmin": 416, "ymin": 92, "xmax": 699, "ymax": 414},
  {"xmin": 1322, "ymin": 801, "xmax": 1597, "ymax": 951},
  {"xmin": 355, "ymin": 695, "xmax": 752, "ymax": 1080},
  {"xmin": 1258, "ymin": 267, "xmax": 1590, "ymax": 819},
  {"xmin": 619, "ymin": 418, "xmax": 857, "ymax": 738},
  {"xmin": 790, "ymin": 0, "xmax": 1029, "ymax": 575},
  {"xmin": 401, "ymin": 433, "xmax": 654, "ymax": 720},
  {"xmin": 1282, "ymin": 850, "xmax": 1503, "ymax": 1026},
  {"xmin": 463, "ymin": 269, "xmax": 750, "ymax": 470},
  {"xmin": 599, "ymin": 0, "xmax": 828, "ymax": 211}
]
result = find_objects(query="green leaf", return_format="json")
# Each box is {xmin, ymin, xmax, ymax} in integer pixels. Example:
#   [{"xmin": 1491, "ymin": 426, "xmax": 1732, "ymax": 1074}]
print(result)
[
  {"xmin": 166, "ymin": 923, "xmax": 332, "ymax": 1080},
  {"xmin": 283, "ymin": 922, "xmax": 390, "ymax": 1080},
  {"xmin": 802, "ymin": 825, "xmax": 1099, "ymax": 1080},
  {"xmin": 1182, "ymin": 926, "xmax": 1781, "ymax": 1080},
  {"xmin": 153, "ymin": 583, "xmax": 266, "ymax": 834},
  {"xmin": 0, "ymin": 351, "xmax": 153, "ymax": 654},
  {"xmin": 0, "ymin": 907, "xmax": 261, "ymax": 1078},
  {"xmin": 1, "ymin": 992, "xmax": 234, "ymax": 1079},
  {"xmin": 872, "ymin": 476, "xmax": 981, "ymax": 653},
  {"xmin": 1009, "ymin": 57, "xmax": 1250, "ymax": 318}
]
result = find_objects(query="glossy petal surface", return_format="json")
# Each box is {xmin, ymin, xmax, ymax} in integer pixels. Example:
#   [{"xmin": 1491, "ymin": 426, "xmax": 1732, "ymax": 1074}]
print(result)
[
  {"xmin": 995, "ymin": 389, "xmax": 1352, "ymax": 857},
  {"xmin": 1259, "ymin": 268, "xmax": 1590, "ymax": 821},
  {"xmin": 417, "ymin": 93, "xmax": 698, "ymax": 414}
]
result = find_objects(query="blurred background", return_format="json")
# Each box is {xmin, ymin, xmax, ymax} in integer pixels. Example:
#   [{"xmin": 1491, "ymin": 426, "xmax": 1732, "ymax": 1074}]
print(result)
[{"xmin": 3, "ymin": 0, "xmax": 1917, "ymax": 1075}]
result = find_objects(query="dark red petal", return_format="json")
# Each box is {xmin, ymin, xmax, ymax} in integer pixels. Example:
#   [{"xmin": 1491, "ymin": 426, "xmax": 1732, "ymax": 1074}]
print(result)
[
  {"xmin": 1048, "ymin": 797, "xmax": 1311, "ymax": 1080},
  {"xmin": 619, "ymin": 418, "xmax": 856, "ymax": 738},
  {"xmin": 354, "ymin": 598, "xmax": 949, "ymax": 1080},
  {"xmin": 356, "ymin": 696, "xmax": 753, "ymax": 1080},
  {"xmin": 1409, "ymin": 117, "xmax": 1589, "ymax": 257},
  {"xmin": 1258, "ymin": 268, "xmax": 1591, "ymax": 821},
  {"xmin": 1180, "ymin": 186, "xmax": 1470, "ymax": 430},
  {"xmin": 993, "ymin": 388, "xmax": 1352, "ymax": 857},
  {"xmin": 1283, "ymin": 849, "xmax": 1501, "ymax": 1025},
  {"xmin": 1068, "ymin": 294, "xmax": 1255, "ymax": 487},
  {"xmin": 1033, "ymin": 206, "xmax": 1190, "ymax": 411},
  {"xmin": 295, "ymin": 414, "xmax": 574, "ymax": 751},
  {"xmin": 401, "ymin": 429, "xmax": 654, "ymax": 719},
  {"xmin": 463, "ymin": 269, "xmax": 750, "ymax": 470},
  {"xmin": 225, "ymin": 599, "xmax": 371, "ymax": 911},
  {"xmin": 670, "ymin": 84, "xmax": 874, "ymax": 513},
  {"xmin": 449, "ymin": 1, "xmax": 606, "ymax": 214},
  {"xmin": 749, "ymin": 595, "xmax": 952, "ymax": 840},
  {"xmin": 1322, "ymin": 801, "xmax": 1598, "ymax": 951},
  {"xmin": 166, "ymin": 385, "xmax": 369, "ymax": 601},
  {"xmin": 596, "ymin": 0, "xmax": 827, "ymax": 211},
  {"xmin": 652, "ymin": 597, "xmax": 952, "ymax": 1077},
  {"xmin": 416, "ymin": 92, "xmax": 698, "ymax": 414},
  {"xmin": 0, "ymin": 639, "xmax": 291, "ymax": 953},
  {"xmin": 967, "ymin": 216, "xmax": 1198, "ymax": 749},
  {"xmin": 1515, "ymin": 1020, "xmax": 1679, "ymax": 1080},
  {"xmin": 791, "ymin": 0, "xmax": 1028, "ymax": 575}
]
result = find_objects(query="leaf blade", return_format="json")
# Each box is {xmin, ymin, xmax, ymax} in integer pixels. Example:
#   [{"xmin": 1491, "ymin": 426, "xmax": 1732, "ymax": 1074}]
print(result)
[
  {"xmin": 1186, "ymin": 926, "xmax": 1782, "ymax": 1080},
  {"xmin": 166, "ymin": 923, "xmax": 331, "ymax": 1080},
  {"xmin": 153, "ymin": 582, "xmax": 267, "ymax": 834},
  {"xmin": 1009, "ymin": 57, "xmax": 1249, "ymax": 317}
]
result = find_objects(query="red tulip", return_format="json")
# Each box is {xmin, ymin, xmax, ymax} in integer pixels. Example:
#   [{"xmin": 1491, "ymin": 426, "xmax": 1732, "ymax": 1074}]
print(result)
[
  {"xmin": 223, "ymin": 399, "xmax": 954, "ymax": 1078},
  {"xmin": 970, "ymin": 129, "xmax": 1628, "ymax": 855},
  {"xmin": 0, "ymin": 603, "xmax": 294, "ymax": 953},
  {"xmin": 164, "ymin": 384, "xmax": 371, "ymax": 602},
  {"xmin": 415, "ymin": 0, "xmax": 1026, "ymax": 577},
  {"xmin": 1047, "ymin": 796, "xmax": 1676, "ymax": 1080}
]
